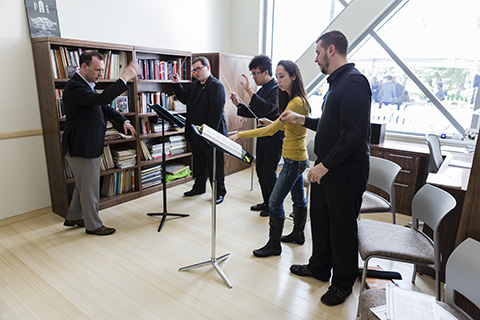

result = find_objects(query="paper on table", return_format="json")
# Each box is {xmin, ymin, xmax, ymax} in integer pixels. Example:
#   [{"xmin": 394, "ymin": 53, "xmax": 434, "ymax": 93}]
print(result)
[{"xmin": 448, "ymin": 159, "xmax": 472, "ymax": 169}]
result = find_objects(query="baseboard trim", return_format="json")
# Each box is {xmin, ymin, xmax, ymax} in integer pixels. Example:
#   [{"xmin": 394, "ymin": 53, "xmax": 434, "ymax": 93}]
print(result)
[{"xmin": 0, "ymin": 207, "xmax": 52, "ymax": 227}]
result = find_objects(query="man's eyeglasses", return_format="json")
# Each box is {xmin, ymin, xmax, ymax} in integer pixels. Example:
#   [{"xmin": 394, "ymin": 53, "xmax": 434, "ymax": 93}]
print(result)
[
  {"xmin": 251, "ymin": 70, "xmax": 264, "ymax": 77},
  {"xmin": 192, "ymin": 65, "xmax": 206, "ymax": 73}
]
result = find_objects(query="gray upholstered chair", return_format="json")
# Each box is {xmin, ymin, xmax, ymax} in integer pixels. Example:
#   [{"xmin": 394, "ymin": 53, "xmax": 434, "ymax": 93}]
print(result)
[
  {"xmin": 358, "ymin": 183, "xmax": 456, "ymax": 301},
  {"xmin": 360, "ymin": 156, "xmax": 401, "ymax": 224},
  {"xmin": 358, "ymin": 238, "xmax": 480, "ymax": 320},
  {"xmin": 426, "ymin": 133, "xmax": 444, "ymax": 173}
]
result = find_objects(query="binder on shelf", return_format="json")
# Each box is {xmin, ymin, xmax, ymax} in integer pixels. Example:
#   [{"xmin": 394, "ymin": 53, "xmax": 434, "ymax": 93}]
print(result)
[
  {"xmin": 149, "ymin": 104, "xmax": 185, "ymax": 128},
  {"xmin": 191, "ymin": 124, "xmax": 253, "ymax": 164}
]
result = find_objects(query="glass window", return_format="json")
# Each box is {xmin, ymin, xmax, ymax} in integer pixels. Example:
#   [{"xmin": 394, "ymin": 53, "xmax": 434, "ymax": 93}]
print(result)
[
  {"xmin": 352, "ymin": 0, "xmax": 480, "ymax": 138},
  {"xmin": 271, "ymin": 0, "xmax": 345, "ymax": 66}
]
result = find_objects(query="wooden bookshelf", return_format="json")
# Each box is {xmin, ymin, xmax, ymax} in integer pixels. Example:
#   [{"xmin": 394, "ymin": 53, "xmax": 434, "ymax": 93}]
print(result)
[{"xmin": 31, "ymin": 37, "xmax": 193, "ymax": 217}]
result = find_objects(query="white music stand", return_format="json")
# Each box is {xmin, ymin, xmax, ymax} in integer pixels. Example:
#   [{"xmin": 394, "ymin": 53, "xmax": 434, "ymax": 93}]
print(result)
[{"xmin": 178, "ymin": 124, "xmax": 253, "ymax": 288}]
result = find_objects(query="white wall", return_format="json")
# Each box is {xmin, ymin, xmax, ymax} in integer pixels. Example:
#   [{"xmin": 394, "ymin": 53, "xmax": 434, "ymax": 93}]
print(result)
[{"xmin": 0, "ymin": 0, "xmax": 261, "ymax": 220}]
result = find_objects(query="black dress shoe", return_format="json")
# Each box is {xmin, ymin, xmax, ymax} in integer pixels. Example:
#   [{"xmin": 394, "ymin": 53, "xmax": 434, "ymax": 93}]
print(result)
[
  {"xmin": 290, "ymin": 264, "xmax": 330, "ymax": 281},
  {"xmin": 216, "ymin": 195, "xmax": 224, "ymax": 204},
  {"xmin": 250, "ymin": 203, "xmax": 267, "ymax": 211},
  {"xmin": 64, "ymin": 219, "xmax": 85, "ymax": 227},
  {"xmin": 290, "ymin": 264, "xmax": 314, "ymax": 277},
  {"xmin": 85, "ymin": 226, "xmax": 116, "ymax": 236},
  {"xmin": 320, "ymin": 286, "xmax": 352, "ymax": 306},
  {"xmin": 259, "ymin": 207, "xmax": 270, "ymax": 217},
  {"xmin": 184, "ymin": 189, "xmax": 205, "ymax": 197}
]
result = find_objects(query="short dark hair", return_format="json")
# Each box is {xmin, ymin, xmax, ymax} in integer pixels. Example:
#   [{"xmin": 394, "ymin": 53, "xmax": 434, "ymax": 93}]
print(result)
[
  {"xmin": 80, "ymin": 50, "xmax": 104, "ymax": 66},
  {"xmin": 249, "ymin": 54, "xmax": 273, "ymax": 76},
  {"xmin": 316, "ymin": 30, "xmax": 348, "ymax": 57},
  {"xmin": 192, "ymin": 56, "xmax": 210, "ymax": 67}
]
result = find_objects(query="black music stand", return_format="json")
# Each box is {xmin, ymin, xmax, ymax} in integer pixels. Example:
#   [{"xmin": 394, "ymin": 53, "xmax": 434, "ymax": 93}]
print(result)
[
  {"xmin": 146, "ymin": 104, "xmax": 189, "ymax": 232},
  {"xmin": 178, "ymin": 124, "xmax": 253, "ymax": 288}
]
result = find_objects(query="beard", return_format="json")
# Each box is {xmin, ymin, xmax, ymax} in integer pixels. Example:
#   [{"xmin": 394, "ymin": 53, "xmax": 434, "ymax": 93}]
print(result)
[{"xmin": 320, "ymin": 52, "xmax": 330, "ymax": 75}]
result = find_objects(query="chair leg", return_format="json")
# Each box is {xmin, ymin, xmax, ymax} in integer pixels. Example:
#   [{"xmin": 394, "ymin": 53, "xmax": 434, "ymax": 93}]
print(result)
[
  {"xmin": 411, "ymin": 264, "xmax": 417, "ymax": 283},
  {"xmin": 357, "ymin": 258, "xmax": 371, "ymax": 318},
  {"xmin": 392, "ymin": 211, "xmax": 396, "ymax": 225},
  {"xmin": 435, "ymin": 268, "xmax": 441, "ymax": 301}
]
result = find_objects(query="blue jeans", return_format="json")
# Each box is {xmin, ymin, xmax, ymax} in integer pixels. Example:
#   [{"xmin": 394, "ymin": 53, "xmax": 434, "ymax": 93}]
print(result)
[{"xmin": 269, "ymin": 158, "xmax": 308, "ymax": 218}]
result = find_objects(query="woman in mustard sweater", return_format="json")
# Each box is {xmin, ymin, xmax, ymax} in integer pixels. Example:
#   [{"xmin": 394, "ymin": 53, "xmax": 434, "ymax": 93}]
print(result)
[{"xmin": 230, "ymin": 60, "xmax": 311, "ymax": 257}]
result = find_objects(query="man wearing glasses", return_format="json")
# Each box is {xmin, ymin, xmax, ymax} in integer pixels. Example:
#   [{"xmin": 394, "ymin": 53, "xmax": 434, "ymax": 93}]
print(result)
[
  {"xmin": 230, "ymin": 55, "xmax": 283, "ymax": 217},
  {"xmin": 172, "ymin": 56, "xmax": 227, "ymax": 204}
]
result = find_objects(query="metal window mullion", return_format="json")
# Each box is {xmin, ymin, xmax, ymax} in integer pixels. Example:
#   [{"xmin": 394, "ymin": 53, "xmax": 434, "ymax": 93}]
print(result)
[{"xmin": 370, "ymin": 30, "xmax": 465, "ymax": 135}]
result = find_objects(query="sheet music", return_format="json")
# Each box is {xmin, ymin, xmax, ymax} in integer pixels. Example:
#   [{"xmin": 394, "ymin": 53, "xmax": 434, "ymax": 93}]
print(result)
[
  {"xmin": 199, "ymin": 124, "xmax": 243, "ymax": 158},
  {"xmin": 370, "ymin": 305, "xmax": 388, "ymax": 320},
  {"xmin": 386, "ymin": 284, "xmax": 440, "ymax": 320}
]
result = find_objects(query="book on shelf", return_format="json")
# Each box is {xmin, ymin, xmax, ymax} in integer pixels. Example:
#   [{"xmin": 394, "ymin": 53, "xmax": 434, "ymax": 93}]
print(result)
[
  {"xmin": 141, "ymin": 164, "xmax": 162, "ymax": 189},
  {"xmin": 111, "ymin": 148, "xmax": 137, "ymax": 169},
  {"xmin": 149, "ymin": 104, "xmax": 185, "ymax": 128},
  {"xmin": 105, "ymin": 121, "xmax": 121, "ymax": 140},
  {"xmin": 101, "ymin": 169, "xmax": 135, "ymax": 196},
  {"xmin": 193, "ymin": 124, "xmax": 253, "ymax": 164},
  {"xmin": 111, "ymin": 94, "xmax": 129, "ymax": 113},
  {"xmin": 136, "ymin": 59, "xmax": 183, "ymax": 81},
  {"xmin": 139, "ymin": 140, "xmax": 153, "ymax": 161},
  {"xmin": 100, "ymin": 145, "xmax": 115, "ymax": 171},
  {"xmin": 164, "ymin": 162, "xmax": 189, "ymax": 175}
]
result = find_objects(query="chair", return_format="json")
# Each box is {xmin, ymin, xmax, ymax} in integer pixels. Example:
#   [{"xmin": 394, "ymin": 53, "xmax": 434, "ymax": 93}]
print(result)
[
  {"xmin": 426, "ymin": 133, "xmax": 444, "ymax": 173},
  {"xmin": 360, "ymin": 156, "xmax": 401, "ymax": 224},
  {"xmin": 302, "ymin": 139, "xmax": 316, "ymax": 207},
  {"xmin": 358, "ymin": 238, "xmax": 480, "ymax": 320},
  {"xmin": 358, "ymin": 183, "xmax": 456, "ymax": 301}
]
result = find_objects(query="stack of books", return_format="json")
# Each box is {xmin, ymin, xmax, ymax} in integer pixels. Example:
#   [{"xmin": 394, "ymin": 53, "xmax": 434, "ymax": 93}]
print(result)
[
  {"xmin": 169, "ymin": 135, "xmax": 187, "ymax": 155},
  {"xmin": 111, "ymin": 148, "xmax": 137, "ymax": 168},
  {"xmin": 141, "ymin": 165, "xmax": 163, "ymax": 189},
  {"xmin": 148, "ymin": 140, "xmax": 171, "ymax": 159},
  {"xmin": 105, "ymin": 121, "xmax": 121, "ymax": 140},
  {"xmin": 151, "ymin": 120, "xmax": 172, "ymax": 133}
]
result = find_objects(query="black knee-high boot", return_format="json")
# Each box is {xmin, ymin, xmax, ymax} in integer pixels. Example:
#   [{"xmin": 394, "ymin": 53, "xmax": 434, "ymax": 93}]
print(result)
[
  {"xmin": 281, "ymin": 206, "xmax": 307, "ymax": 245},
  {"xmin": 253, "ymin": 216, "xmax": 285, "ymax": 257}
]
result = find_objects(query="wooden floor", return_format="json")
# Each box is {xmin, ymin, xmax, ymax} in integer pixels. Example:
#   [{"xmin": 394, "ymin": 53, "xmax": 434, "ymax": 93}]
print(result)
[{"xmin": 0, "ymin": 169, "xmax": 436, "ymax": 319}]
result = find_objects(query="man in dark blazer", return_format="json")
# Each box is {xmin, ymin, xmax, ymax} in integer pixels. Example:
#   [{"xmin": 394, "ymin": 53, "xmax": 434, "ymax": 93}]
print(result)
[
  {"xmin": 172, "ymin": 56, "xmax": 227, "ymax": 204},
  {"xmin": 62, "ymin": 50, "xmax": 139, "ymax": 235},
  {"xmin": 230, "ymin": 54, "xmax": 283, "ymax": 217}
]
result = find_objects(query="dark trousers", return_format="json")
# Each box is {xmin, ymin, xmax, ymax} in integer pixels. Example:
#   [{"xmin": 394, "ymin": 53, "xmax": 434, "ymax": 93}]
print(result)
[
  {"xmin": 308, "ymin": 162, "xmax": 368, "ymax": 289},
  {"xmin": 190, "ymin": 141, "xmax": 227, "ymax": 197},
  {"xmin": 255, "ymin": 145, "xmax": 282, "ymax": 205}
]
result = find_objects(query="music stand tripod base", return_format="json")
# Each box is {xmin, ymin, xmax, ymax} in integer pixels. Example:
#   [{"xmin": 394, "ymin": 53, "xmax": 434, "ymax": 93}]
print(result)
[
  {"xmin": 178, "ymin": 253, "xmax": 232, "ymax": 288},
  {"xmin": 145, "ymin": 112, "xmax": 189, "ymax": 232},
  {"xmin": 178, "ymin": 147, "xmax": 232, "ymax": 289},
  {"xmin": 147, "ymin": 211, "xmax": 190, "ymax": 232}
]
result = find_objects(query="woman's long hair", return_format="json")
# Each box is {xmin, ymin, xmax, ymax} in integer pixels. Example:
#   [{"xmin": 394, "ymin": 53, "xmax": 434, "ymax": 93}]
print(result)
[{"xmin": 277, "ymin": 60, "xmax": 311, "ymax": 114}]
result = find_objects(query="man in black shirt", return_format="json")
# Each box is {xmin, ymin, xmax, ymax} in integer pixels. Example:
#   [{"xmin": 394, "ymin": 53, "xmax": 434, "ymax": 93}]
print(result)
[
  {"xmin": 230, "ymin": 55, "xmax": 283, "ymax": 217},
  {"xmin": 173, "ymin": 56, "xmax": 227, "ymax": 204},
  {"xmin": 280, "ymin": 30, "xmax": 371, "ymax": 306}
]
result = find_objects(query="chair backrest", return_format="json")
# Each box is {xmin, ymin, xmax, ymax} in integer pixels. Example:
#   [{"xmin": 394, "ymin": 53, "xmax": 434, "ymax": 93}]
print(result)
[
  {"xmin": 426, "ymin": 133, "xmax": 443, "ymax": 173},
  {"xmin": 306, "ymin": 139, "xmax": 316, "ymax": 162},
  {"xmin": 367, "ymin": 156, "xmax": 401, "ymax": 200},
  {"xmin": 303, "ymin": 140, "xmax": 316, "ymax": 188},
  {"xmin": 411, "ymin": 183, "xmax": 456, "ymax": 235},
  {"xmin": 445, "ymin": 238, "xmax": 480, "ymax": 319}
]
